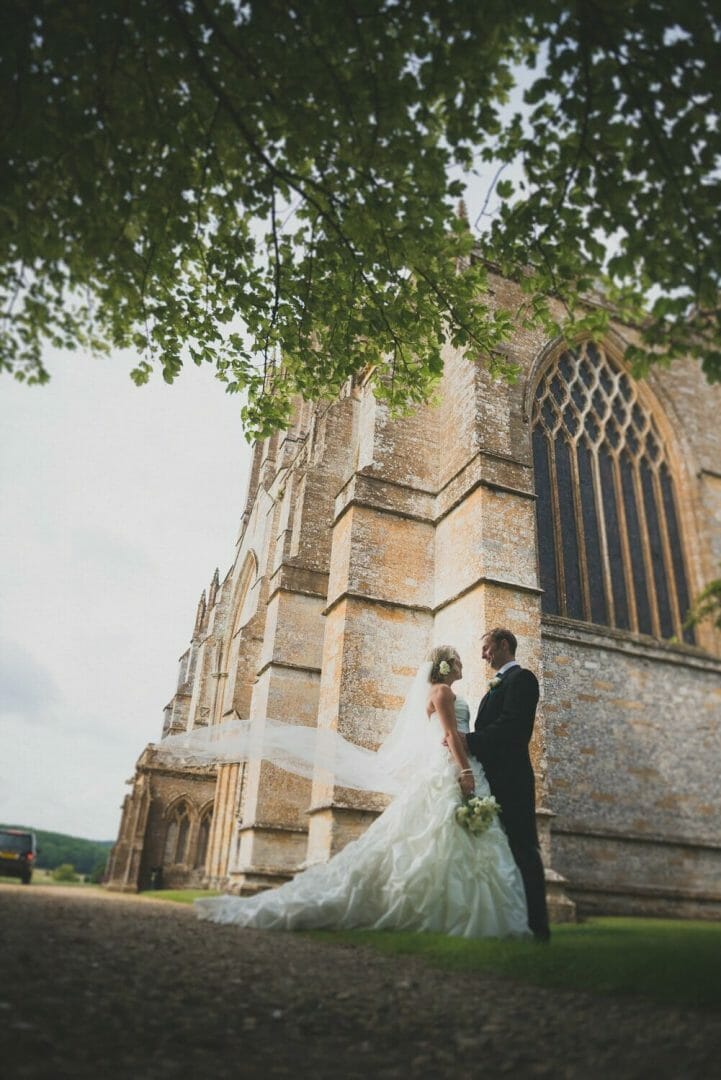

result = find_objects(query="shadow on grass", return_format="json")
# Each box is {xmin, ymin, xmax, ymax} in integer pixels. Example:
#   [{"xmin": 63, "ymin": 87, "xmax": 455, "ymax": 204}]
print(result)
[{"xmin": 308, "ymin": 918, "xmax": 721, "ymax": 1009}]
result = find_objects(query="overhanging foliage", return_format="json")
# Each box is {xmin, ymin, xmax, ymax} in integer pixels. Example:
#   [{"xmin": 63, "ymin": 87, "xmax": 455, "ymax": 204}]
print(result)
[{"xmin": 2, "ymin": 1, "xmax": 720, "ymax": 435}]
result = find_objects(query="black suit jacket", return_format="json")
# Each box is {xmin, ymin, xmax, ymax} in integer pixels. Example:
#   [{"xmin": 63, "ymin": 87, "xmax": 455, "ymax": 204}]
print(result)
[{"xmin": 466, "ymin": 666, "xmax": 540, "ymax": 849}]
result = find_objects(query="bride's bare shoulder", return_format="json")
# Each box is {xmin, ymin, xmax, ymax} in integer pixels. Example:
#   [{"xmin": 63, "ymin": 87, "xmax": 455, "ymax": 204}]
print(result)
[{"xmin": 426, "ymin": 682, "xmax": 454, "ymax": 714}]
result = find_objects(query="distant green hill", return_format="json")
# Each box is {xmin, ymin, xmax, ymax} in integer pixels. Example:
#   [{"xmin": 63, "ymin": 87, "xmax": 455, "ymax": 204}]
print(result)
[{"xmin": 1, "ymin": 825, "xmax": 114, "ymax": 875}]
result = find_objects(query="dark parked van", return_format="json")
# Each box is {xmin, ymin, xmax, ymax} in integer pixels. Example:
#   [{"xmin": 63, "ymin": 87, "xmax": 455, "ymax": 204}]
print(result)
[{"xmin": 0, "ymin": 829, "xmax": 37, "ymax": 884}]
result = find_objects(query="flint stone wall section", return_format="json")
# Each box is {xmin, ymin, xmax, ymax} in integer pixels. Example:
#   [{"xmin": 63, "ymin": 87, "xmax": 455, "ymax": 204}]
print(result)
[{"xmin": 543, "ymin": 624, "xmax": 721, "ymax": 915}]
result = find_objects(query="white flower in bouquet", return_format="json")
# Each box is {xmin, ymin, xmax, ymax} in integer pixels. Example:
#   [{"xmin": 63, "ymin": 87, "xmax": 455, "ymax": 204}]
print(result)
[{"xmin": 454, "ymin": 795, "xmax": 501, "ymax": 835}]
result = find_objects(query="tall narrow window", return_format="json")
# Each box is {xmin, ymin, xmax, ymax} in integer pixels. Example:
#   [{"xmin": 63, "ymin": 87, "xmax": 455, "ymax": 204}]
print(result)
[
  {"xmin": 164, "ymin": 801, "xmax": 192, "ymax": 864},
  {"xmin": 195, "ymin": 810, "xmax": 212, "ymax": 868},
  {"xmin": 532, "ymin": 342, "xmax": 694, "ymax": 642}
]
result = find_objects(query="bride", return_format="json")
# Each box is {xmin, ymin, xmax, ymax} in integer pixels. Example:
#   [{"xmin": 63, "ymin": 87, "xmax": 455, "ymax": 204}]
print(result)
[{"xmin": 167, "ymin": 645, "xmax": 529, "ymax": 939}]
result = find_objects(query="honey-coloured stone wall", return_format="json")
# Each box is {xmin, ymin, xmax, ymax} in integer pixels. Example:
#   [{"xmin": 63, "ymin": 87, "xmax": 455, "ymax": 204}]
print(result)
[{"xmin": 108, "ymin": 273, "xmax": 721, "ymax": 919}]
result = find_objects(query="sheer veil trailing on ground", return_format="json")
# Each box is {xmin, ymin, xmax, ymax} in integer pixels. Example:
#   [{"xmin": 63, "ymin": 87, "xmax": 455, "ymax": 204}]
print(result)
[
  {"xmin": 155, "ymin": 662, "xmax": 438, "ymax": 796},
  {"xmin": 159, "ymin": 661, "xmax": 531, "ymax": 938}
]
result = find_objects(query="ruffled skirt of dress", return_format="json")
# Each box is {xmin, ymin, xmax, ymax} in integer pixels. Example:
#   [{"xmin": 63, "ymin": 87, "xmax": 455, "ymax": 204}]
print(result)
[{"xmin": 194, "ymin": 756, "xmax": 530, "ymax": 939}]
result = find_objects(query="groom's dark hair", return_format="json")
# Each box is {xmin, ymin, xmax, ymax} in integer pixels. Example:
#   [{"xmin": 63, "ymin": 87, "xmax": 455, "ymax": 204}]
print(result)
[{"xmin": 484, "ymin": 627, "xmax": 517, "ymax": 655}]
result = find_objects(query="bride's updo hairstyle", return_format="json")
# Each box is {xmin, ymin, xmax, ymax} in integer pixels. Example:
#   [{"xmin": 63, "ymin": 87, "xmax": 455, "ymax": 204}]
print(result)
[{"xmin": 427, "ymin": 645, "xmax": 460, "ymax": 684}]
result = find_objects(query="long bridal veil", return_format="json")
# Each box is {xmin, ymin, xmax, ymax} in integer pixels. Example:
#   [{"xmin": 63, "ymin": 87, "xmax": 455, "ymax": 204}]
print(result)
[{"xmin": 154, "ymin": 661, "xmax": 438, "ymax": 797}]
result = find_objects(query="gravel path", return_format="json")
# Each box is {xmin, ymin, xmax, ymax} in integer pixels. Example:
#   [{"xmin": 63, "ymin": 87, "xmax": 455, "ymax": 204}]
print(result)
[{"xmin": 1, "ymin": 884, "xmax": 720, "ymax": 1079}]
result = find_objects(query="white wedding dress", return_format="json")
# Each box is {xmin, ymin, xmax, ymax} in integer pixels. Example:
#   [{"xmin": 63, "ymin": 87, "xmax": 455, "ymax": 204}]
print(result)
[{"xmin": 194, "ymin": 697, "xmax": 530, "ymax": 939}]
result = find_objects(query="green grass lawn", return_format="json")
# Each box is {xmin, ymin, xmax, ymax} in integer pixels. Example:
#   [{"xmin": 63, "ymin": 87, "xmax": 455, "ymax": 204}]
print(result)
[
  {"xmin": 309, "ymin": 918, "xmax": 721, "ymax": 1009},
  {"xmin": 140, "ymin": 888, "xmax": 222, "ymax": 904}
]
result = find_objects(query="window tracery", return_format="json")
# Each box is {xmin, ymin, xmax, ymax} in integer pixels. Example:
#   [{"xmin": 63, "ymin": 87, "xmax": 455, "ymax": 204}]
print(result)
[
  {"xmin": 532, "ymin": 342, "xmax": 694, "ymax": 642},
  {"xmin": 164, "ymin": 801, "xmax": 191, "ymax": 864}
]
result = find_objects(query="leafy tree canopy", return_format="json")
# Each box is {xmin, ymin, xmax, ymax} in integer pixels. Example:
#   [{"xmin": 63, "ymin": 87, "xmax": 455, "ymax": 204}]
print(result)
[
  {"xmin": 2, "ymin": 0, "xmax": 720, "ymax": 435},
  {"xmin": 90, "ymin": 859, "xmax": 109, "ymax": 884},
  {"xmin": 684, "ymin": 578, "xmax": 721, "ymax": 633},
  {"xmin": 52, "ymin": 862, "xmax": 80, "ymax": 882}
]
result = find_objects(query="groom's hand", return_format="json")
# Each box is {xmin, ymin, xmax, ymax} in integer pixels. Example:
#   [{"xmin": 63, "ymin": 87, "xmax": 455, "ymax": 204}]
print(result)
[
  {"xmin": 442, "ymin": 734, "xmax": 470, "ymax": 751},
  {"xmin": 442, "ymin": 733, "xmax": 468, "ymax": 749}
]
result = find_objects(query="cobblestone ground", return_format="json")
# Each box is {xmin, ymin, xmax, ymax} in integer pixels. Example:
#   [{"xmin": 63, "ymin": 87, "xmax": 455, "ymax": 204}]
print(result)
[{"xmin": 1, "ymin": 885, "xmax": 720, "ymax": 1079}]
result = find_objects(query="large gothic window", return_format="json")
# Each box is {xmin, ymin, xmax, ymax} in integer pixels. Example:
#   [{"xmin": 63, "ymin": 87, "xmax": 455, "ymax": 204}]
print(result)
[{"xmin": 532, "ymin": 342, "xmax": 694, "ymax": 643}]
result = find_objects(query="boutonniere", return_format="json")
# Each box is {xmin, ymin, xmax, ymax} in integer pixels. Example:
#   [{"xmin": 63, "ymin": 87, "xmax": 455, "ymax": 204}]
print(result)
[{"xmin": 488, "ymin": 676, "xmax": 502, "ymax": 691}]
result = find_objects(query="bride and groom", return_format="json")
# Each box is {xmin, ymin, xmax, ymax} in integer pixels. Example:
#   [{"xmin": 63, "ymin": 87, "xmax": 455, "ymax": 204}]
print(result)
[{"xmin": 191, "ymin": 627, "xmax": 551, "ymax": 942}]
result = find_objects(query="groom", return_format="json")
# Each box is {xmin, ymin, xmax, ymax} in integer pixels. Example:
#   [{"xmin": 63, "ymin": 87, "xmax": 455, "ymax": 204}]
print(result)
[{"xmin": 464, "ymin": 628, "xmax": 550, "ymax": 942}]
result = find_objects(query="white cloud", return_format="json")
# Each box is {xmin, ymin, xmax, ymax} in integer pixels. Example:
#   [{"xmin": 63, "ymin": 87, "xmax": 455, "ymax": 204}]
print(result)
[{"xmin": 0, "ymin": 639, "xmax": 59, "ymax": 720}]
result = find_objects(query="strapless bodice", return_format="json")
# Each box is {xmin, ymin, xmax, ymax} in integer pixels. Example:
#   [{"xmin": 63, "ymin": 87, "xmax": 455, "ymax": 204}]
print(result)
[{"xmin": 454, "ymin": 696, "xmax": 471, "ymax": 733}]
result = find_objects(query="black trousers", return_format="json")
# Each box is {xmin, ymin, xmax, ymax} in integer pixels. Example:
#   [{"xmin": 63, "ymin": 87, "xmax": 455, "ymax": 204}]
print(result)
[{"xmin": 506, "ymin": 832, "xmax": 550, "ymax": 940}]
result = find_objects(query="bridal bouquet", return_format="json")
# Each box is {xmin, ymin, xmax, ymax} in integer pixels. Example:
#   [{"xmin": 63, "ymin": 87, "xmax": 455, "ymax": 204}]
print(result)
[{"xmin": 454, "ymin": 795, "xmax": 501, "ymax": 835}]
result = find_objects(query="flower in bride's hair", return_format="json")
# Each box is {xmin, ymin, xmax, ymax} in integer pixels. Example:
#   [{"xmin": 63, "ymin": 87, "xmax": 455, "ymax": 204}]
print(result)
[{"xmin": 438, "ymin": 660, "xmax": 451, "ymax": 675}]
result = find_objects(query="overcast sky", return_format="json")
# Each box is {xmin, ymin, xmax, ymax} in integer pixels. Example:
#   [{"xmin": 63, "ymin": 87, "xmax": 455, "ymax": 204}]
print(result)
[{"xmin": 0, "ymin": 350, "xmax": 252, "ymax": 840}]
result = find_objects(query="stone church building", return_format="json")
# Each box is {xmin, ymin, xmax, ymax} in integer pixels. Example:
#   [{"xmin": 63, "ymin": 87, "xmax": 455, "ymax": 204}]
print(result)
[{"xmin": 106, "ymin": 273, "xmax": 721, "ymax": 920}]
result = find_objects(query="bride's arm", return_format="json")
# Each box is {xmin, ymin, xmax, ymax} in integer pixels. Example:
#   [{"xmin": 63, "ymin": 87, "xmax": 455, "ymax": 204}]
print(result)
[{"xmin": 429, "ymin": 685, "xmax": 475, "ymax": 796}]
